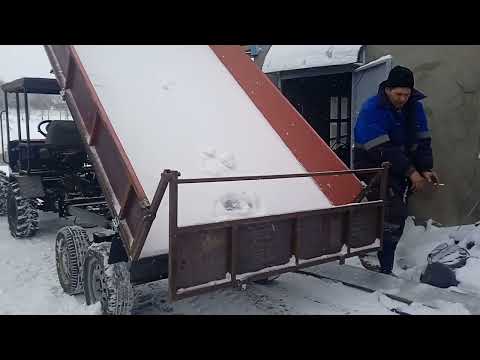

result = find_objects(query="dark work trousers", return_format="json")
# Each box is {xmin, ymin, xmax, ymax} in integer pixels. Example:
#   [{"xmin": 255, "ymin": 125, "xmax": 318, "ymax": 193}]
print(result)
[{"xmin": 377, "ymin": 187, "xmax": 409, "ymax": 274}]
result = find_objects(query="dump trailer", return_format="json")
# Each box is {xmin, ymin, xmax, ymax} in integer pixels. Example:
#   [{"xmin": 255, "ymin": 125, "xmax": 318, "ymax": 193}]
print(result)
[{"xmin": 44, "ymin": 45, "xmax": 389, "ymax": 315}]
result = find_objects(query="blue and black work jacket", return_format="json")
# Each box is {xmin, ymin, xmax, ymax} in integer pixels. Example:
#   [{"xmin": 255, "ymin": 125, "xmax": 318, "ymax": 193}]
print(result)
[{"xmin": 354, "ymin": 83, "xmax": 433, "ymax": 195}]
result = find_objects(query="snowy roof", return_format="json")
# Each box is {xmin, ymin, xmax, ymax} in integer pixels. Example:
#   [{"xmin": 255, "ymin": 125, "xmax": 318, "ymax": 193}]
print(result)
[
  {"xmin": 1, "ymin": 77, "xmax": 60, "ymax": 95},
  {"xmin": 262, "ymin": 45, "xmax": 363, "ymax": 73}
]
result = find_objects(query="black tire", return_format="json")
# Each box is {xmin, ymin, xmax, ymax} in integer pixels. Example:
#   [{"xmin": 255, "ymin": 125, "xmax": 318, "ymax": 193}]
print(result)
[
  {"xmin": 83, "ymin": 242, "xmax": 134, "ymax": 315},
  {"xmin": 0, "ymin": 171, "xmax": 8, "ymax": 216},
  {"xmin": 56, "ymin": 226, "xmax": 91, "ymax": 295},
  {"xmin": 7, "ymin": 182, "xmax": 39, "ymax": 238}
]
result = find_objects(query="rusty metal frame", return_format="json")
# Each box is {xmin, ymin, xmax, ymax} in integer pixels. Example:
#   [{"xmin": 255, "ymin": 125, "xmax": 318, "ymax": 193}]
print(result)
[{"xmin": 166, "ymin": 164, "xmax": 389, "ymax": 301}]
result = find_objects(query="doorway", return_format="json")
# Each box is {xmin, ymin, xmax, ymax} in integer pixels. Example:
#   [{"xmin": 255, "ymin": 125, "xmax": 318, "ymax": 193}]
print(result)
[{"xmin": 281, "ymin": 72, "xmax": 352, "ymax": 166}]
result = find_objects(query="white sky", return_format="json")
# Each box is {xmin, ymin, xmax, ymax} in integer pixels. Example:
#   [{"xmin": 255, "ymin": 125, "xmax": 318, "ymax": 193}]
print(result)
[{"xmin": 0, "ymin": 45, "xmax": 54, "ymax": 82}]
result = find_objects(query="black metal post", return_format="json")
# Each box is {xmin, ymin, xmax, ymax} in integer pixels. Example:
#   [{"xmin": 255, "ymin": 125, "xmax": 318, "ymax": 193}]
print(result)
[
  {"xmin": 346, "ymin": 95, "xmax": 352, "ymax": 166},
  {"xmin": 24, "ymin": 92, "xmax": 31, "ymax": 173},
  {"xmin": 5, "ymin": 92, "xmax": 10, "ymax": 153},
  {"xmin": 0, "ymin": 110, "xmax": 5, "ymax": 164},
  {"xmin": 230, "ymin": 225, "xmax": 238, "ymax": 285},
  {"xmin": 15, "ymin": 93, "xmax": 21, "ymax": 141},
  {"xmin": 337, "ymin": 96, "xmax": 341, "ymax": 145},
  {"xmin": 4, "ymin": 93, "xmax": 10, "ymax": 165}
]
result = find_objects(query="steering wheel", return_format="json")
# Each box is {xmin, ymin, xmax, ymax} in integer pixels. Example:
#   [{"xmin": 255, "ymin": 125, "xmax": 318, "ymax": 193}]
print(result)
[{"xmin": 38, "ymin": 120, "xmax": 53, "ymax": 137}]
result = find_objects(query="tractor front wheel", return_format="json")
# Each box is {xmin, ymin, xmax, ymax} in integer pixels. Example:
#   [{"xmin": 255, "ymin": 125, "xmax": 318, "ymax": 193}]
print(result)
[
  {"xmin": 0, "ymin": 171, "xmax": 9, "ymax": 216},
  {"xmin": 7, "ymin": 182, "xmax": 39, "ymax": 238}
]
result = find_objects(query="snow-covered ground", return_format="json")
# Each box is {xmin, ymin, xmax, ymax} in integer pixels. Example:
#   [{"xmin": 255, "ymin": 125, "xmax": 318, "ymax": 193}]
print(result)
[
  {"xmin": 387, "ymin": 217, "xmax": 480, "ymax": 296},
  {"xmin": 0, "ymin": 206, "xmax": 477, "ymax": 314},
  {"xmin": 0, "ymin": 213, "xmax": 101, "ymax": 315},
  {"xmin": 0, "ymin": 210, "xmax": 396, "ymax": 315}
]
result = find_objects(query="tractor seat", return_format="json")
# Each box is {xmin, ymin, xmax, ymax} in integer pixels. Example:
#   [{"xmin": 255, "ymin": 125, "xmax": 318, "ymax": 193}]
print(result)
[{"xmin": 45, "ymin": 120, "xmax": 83, "ymax": 147}]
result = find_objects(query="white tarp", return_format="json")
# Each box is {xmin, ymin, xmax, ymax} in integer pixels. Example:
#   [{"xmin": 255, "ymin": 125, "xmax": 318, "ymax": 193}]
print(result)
[{"xmin": 262, "ymin": 45, "xmax": 363, "ymax": 73}]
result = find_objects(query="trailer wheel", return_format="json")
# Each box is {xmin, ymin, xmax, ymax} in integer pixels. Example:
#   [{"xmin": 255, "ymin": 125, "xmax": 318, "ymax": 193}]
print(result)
[
  {"xmin": 0, "ymin": 171, "xmax": 9, "ymax": 216},
  {"xmin": 7, "ymin": 182, "xmax": 39, "ymax": 238},
  {"xmin": 56, "ymin": 226, "xmax": 91, "ymax": 295},
  {"xmin": 83, "ymin": 242, "xmax": 134, "ymax": 315}
]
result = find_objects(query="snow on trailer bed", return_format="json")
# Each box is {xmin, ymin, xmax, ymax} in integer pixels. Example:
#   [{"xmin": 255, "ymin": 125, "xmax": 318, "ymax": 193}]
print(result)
[
  {"xmin": 75, "ymin": 46, "xmax": 331, "ymax": 257},
  {"xmin": 70, "ymin": 45, "xmax": 361, "ymax": 258}
]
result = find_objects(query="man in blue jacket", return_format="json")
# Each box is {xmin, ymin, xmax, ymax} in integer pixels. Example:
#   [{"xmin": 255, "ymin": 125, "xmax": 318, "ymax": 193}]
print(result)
[{"xmin": 354, "ymin": 65, "xmax": 439, "ymax": 274}]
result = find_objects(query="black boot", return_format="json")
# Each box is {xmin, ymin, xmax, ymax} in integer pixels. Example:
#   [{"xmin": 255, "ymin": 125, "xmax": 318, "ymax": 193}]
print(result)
[{"xmin": 378, "ymin": 234, "xmax": 399, "ymax": 274}]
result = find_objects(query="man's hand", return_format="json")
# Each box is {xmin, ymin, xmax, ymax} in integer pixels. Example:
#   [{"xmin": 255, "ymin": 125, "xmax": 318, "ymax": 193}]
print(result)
[
  {"xmin": 409, "ymin": 170, "xmax": 427, "ymax": 192},
  {"xmin": 421, "ymin": 171, "xmax": 439, "ymax": 185}
]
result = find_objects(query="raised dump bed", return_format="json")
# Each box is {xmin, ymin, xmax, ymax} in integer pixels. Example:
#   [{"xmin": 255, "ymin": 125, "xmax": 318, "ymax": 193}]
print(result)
[{"xmin": 44, "ymin": 45, "xmax": 388, "ymax": 313}]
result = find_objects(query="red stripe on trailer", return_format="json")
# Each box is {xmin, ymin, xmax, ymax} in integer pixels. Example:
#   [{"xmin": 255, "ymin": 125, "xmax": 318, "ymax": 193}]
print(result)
[{"xmin": 209, "ymin": 45, "xmax": 363, "ymax": 206}]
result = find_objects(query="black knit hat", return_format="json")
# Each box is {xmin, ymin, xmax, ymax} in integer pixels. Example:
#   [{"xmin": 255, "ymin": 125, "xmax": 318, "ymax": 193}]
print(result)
[{"xmin": 385, "ymin": 66, "xmax": 414, "ymax": 89}]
